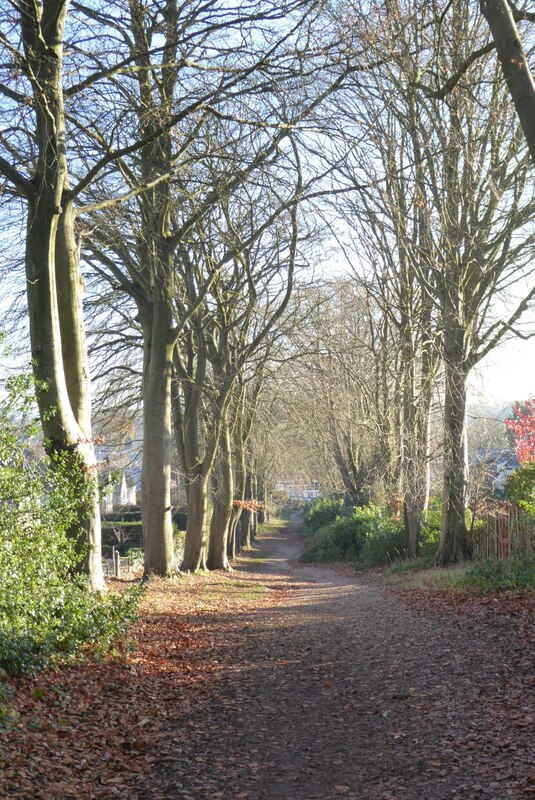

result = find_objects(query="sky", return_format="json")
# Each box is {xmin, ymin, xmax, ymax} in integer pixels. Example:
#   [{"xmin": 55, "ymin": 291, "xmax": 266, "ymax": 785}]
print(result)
[{"xmin": 470, "ymin": 334, "xmax": 535, "ymax": 409}]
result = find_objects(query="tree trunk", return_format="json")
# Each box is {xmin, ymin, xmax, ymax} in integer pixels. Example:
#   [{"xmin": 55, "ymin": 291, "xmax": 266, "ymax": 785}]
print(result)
[
  {"xmin": 229, "ymin": 429, "xmax": 247, "ymax": 556},
  {"xmin": 182, "ymin": 471, "xmax": 209, "ymax": 570},
  {"xmin": 481, "ymin": 0, "xmax": 535, "ymax": 166},
  {"xmin": 401, "ymin": 347, "xmax": 434, "ymax": 557},
  {"xmin": 257, "ymin": 475, "xmax": 266, "ymax": 525},
  {"xmin": 227, "ymin": 520, "xmax": 237, "ymax": 560},
  {"xmin": 438, "ymin": 341, "xmax": 471, "ymax": 565},
  {"xmin": 404, "ymin": 503, "xmax": 421, "ymax": 558},
  {"xmin": 240, "ymin": 471, "xmax": 253, "ymax": 549},
  {"xmin": 207, "ymin": 419, "xmax": 233, "ymax": 570},
  {"xmin": 141, "ymin": 300, "xmax": 175, "ymax": 577},
  {"xmin": 400, "ymin": 340, "xmax": 421, "ymax": 558},
  {"xmin": 13, "ymin": 2, "xmax": 105, "ymax": 591},
  {"xmin": 26, "ymin": 205, "xmax": 104, "ymax": 588}
]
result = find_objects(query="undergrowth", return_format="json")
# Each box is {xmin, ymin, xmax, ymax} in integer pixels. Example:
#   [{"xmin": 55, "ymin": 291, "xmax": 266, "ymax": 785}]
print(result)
[
  {"xmin": 301, "ymin": 504, "xmax": 404, "ymax": 565},
  {"xmin": 0, "ymin": 379, "xmax": 142, "ymax": 675},
  {"xmin": 462, "ymin": 555, "xmax": 535, "ymax": 591}
]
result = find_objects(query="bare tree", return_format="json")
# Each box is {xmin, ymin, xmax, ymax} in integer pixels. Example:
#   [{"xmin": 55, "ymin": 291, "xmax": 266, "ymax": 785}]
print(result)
[
  {"xmin": 345, "ymin": 0, "xmax": 535, "ymax": 563},
  {"xmin": 172, "ymin": 169, "xmax": 301, "ymax": 570}
]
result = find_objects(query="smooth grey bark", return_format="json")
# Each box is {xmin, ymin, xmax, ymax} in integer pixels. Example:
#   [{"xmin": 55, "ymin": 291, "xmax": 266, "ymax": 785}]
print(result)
[
  {"xmin": 438, "ymin": 302, "xmax": 471, "ymax": 564},
  {"xmin": 140, "ymin": 296, "xmax": 175, "ymax": 576},
  {"xmin": 173, "ymin": 345, "xmax": 225, "ymax": 571},
  {"xmin": 481, "ymin": 0, "xmax": 535, "ymax": 165},
  {"xmin": 227, "ymin": 403, "xmax": 250, "ymax": 558},
  {"xmin": 9, "ymin": 1, "xmax": 105, "ymax": 590},
  {"xmin": 251, "ymin": 471, "xmax": 259, "ymax": 540},
  {"xmin": 182, "ymin": 471, "xmax": 210, "ymax": 571},
  {"xmin": 127, "ymin": 0, "xmax": 179, "ymax": 576},
  {"xmin": 400, "ymin": 333, "xmax": 435, "ymax": 558},
  {"xmin": 207, "ymin": 417, "xmax": 233, "ymax": 570}
]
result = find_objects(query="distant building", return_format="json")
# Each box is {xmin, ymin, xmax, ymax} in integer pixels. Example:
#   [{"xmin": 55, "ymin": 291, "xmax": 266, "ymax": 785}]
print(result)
[
  {"xmin": 273, "ymin": 480, "xmax": 321, "ymax": 501},
  {"xmin": 494, "ymin": 452, "xmax": 521, "ymax": 492},
  {"xmin": 471, "ymin": 448, "xmax": 520, "ymax": 495},
  {"xmin": 100, "ymin": 465, "xmax": 139, "ymax": 513}
]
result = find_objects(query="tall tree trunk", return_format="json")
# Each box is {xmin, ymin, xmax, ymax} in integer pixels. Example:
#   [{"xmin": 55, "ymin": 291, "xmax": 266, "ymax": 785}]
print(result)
[
  {"xmin": 182, "ymin": 470, "xmax": 209, "ymax": 570},
  {"xmin": 207, "ymin": 418, "xmax": 233, "ymax": 570},
  {"xmin": 438, "ymin": 323, "xmax": 471, "ymax": 564},
  {"xmin": 172, "ymin": 349, "xmax": 209, "ymax": 571},
  {"xmin": 240, "ymin": 471, "xmax": 253, "ymax": 549},
  {"xmin": 229, "ymin": 431, "xmax": 247, "ymax": 556},
  {"xmin": 400, "ymin": 335, "xmax": 421, "ymax": 557},
  {"xmin": 18, "ymin": 3, "xmax": 104, "ymax": 590},
  {"xmin": 27, "ymin": 197, "xmax": 104, "ymax": 590},
  {"xmin": 141, "ymin": 299, "xmax": 175, "ymax": 577}
]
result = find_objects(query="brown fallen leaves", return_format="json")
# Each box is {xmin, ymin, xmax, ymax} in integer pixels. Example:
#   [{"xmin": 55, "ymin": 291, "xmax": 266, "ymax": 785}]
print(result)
[
  {"xmin": 0, "ymin": 571, "xmax": 289, "ymax": 800},
  {"xmin": 1, "ymin": 546, "xmax": 535, "ymax": 800},
  {"xmin": 390, "ymin": 584, "xmax": 535, "ymax": 796}
]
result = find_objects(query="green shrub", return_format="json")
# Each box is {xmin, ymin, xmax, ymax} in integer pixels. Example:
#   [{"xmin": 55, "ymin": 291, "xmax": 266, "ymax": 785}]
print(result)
[
  {"xmin": 303, "ymin": 497, "xmax": 343, "ymax": 533},
  {"xmin": 0, "ymin": 384, "xmax": 142, "ymax": 675},
  {"xmin": 126, "ymin": 547, "xmax": 145, "ymax": 570},
  {"xmin": 300, "ymin": 524, "xmax": 340, "ymax": 562},
  {"xmin": 359, "ymin": 512, "xmax": 405, "ymax": 566},
  {"xmin": 505, "ymin": 462, "xmax": 535, "ymax": 512},
  {"xmin": 302, "ymin": 505, "xmax": 403, "ymax": 565},
  {"xmin": 463, "ymin": 555, "xmax": 535, "ymax": 590},
  {"xmin": 419, "ymin": 514, "xmax": 441, "ymax": 558},
  {"xmin": 301, "ymin": 512, "xmax": 366, "ymax": 563}
]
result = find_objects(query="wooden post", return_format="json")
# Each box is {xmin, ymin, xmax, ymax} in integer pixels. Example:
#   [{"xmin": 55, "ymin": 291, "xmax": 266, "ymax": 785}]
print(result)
[{"xmin": 113, "ymin": 548, "xmax": 120, "ymax": 578}]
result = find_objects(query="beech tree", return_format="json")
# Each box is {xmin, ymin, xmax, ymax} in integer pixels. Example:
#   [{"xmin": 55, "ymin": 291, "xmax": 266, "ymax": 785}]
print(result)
[
  {"xmin": 0, "ymin": 1, "xmax": 111, "ymax": 589},
  {"xmin": 173, "ymin": 167, "xmax": 301, "ymax": 570},
  {"xmin": 80, "ymin": 0, "xmax": 358, "ymax": 575},
  {"xmin": 348, "ymin": 0, "xmax": 535, "ymax": 563}
]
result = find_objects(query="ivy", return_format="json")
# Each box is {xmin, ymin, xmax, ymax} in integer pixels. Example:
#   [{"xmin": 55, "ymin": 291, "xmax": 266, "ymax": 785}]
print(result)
[{"xmin": 0, "ymin": 381, "xmax": 141, "ymax": 675}]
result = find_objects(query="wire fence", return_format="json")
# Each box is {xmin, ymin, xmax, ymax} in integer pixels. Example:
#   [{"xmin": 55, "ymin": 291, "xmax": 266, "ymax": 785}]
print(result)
[
  {"xmin": 101, "ymin": 547, "xmax": 136, "ymax": 578},
  {"xmin": 472, "ymin": 502, "xmax": 535, "ymax": 559}
]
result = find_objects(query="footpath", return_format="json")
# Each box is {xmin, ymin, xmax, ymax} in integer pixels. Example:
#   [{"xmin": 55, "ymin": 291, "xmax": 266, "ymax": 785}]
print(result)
[
  {"xmin": 148, "ymin": 518, "xmax": 535, "ymax": 800},
  {"xmin": 2, "ymin": 517, "xmax": 534, "ymax": 799}
]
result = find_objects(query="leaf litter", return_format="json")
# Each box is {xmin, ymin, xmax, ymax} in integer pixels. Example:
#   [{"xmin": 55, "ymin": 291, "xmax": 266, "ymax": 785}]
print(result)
[{"xmin": 0, "ymin": 520, "xmax": 534, "ymax": 799}]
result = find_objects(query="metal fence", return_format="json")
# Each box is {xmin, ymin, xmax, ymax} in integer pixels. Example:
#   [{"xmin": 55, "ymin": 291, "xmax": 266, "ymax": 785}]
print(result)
[
  {"xmin": 102, "ymin": 547, "xmax": 136, "ymax": 578},
  {"xmin": 472, "ymin": 502, "xmax": 535, "ymax": 559}
]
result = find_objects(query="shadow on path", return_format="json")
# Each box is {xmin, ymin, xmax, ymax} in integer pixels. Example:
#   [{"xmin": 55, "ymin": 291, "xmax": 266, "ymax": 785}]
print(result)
[{"xmin": 150, "ymin": 517, "xmax": 535, "ymax": 800}]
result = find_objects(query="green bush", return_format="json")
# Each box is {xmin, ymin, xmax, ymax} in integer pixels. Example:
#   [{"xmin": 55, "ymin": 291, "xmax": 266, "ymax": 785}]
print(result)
[
  {"xmin": 359, "ymin": 511, "xmax": 405, "ymax": 566},
  {"xmin": 303, "ymin": 497, "xmax": 343, "ymax": 533},
  {"xmin": 126, "ymin": 547, "xmax": 145, "ymax": 570},
  {"xmin": 419, "ymin": 500, "xmax": 442, "ymax": 558},
  {"xmin": 0, "ymin": 384, "xmax": 142, "ymax": 675},
  {"xmin": 505, "ymin": 462, "xmax": 535, "ymax": 512},
  {"xmin": 300, "ymin": 524, "xmax": 339, "ymax": 562},
  {"xmin": 301, "ymin": 513, "xmax": 366, "ymax": 563},
  {"xmin": 301, "ymin": 505, "xmax": 403, "ymax": 565},
  {"xmin": 463, "ymin": 555, "xmax": 535, "ymax": 590}
]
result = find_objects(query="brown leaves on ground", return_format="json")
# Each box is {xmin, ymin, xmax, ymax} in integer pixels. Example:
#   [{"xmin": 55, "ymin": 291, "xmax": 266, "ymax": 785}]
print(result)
[
  {"xmin": 0, "ymin": 571, "xmax": 290, "ymax": 800},
  {"xmin": 392, "ymin": 584, "xmax": 535, "ymax": 648},
  {"xmin": 1, "ymin": 531, "xmax": 535, "ymax": 800}
]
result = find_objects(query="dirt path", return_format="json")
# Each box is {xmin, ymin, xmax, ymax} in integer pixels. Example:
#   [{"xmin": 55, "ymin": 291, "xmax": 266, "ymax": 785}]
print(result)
[
  {"xmin": 147, "ymin": 518, "xmax": 535, "ymax": 800},
  {"xmin": 4, "ymin": 517, "xmax": 533, "ymax": 799}
]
